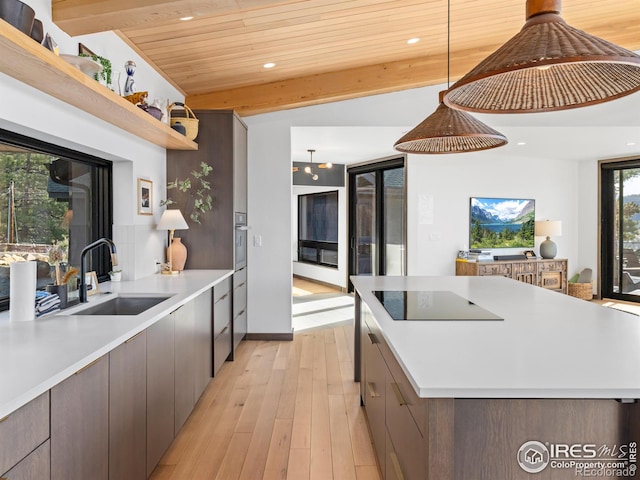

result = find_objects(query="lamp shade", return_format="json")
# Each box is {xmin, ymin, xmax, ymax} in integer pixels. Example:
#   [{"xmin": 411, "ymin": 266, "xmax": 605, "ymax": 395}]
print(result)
[
  {"xmin": 394, "ymin": 91, "xmax": 508, "ymax": 154},
  {"xmin": 157, "ymin": 209, "xmax": 189, "ymax": 231},
  {"xmin": 535, "ymin": 220, "xmax": 562, "ymax": 237},
  {"xmin": 444, "ymin": 0, "xmax": 640, "ymax": 113}
]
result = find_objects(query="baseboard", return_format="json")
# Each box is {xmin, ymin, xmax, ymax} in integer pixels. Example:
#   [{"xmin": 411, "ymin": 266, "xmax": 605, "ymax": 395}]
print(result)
[{"xmin": 245, "ymin": 332, "xmax": 294, "ymax": 341}]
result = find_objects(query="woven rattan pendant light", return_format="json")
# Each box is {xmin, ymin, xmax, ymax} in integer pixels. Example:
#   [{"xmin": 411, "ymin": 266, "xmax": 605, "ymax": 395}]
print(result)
[
  {"xmin": 394, "ymin": 0, "xmax": 507, "ymax": 154},
  {"xmin": 444, "ymin": 0, "xmax": 640, "ymax": 113}
]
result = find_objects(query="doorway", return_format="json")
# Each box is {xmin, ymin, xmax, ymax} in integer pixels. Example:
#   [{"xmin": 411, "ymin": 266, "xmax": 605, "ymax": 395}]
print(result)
[{"xmin": 348, "ymin": 157, "xmax": 406, "ymax": 290}]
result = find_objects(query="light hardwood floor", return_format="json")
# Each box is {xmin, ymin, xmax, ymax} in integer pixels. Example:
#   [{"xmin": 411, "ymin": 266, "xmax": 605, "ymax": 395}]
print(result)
[{"xmin": 149, "ymin": 323, "xmax": 381, "ymax": 480}]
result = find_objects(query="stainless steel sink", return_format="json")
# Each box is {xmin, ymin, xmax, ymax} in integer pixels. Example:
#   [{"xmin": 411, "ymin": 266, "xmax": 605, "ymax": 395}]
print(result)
[{"xmin": 71, "ymin": 295, "xmax": 172, "ymax": 316}]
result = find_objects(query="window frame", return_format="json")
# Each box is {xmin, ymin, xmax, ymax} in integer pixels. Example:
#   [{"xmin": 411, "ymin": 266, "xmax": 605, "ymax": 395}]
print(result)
[
  {"xmin": 600, "ymin": 157, "xmax": 640, "ymax": 302},
  {"xmin": 0, "ymin": 128, "xmax": 113, "ymax": 311},
  {"xmin": 297, "ymin": 190, "xmax": 339, "ymax": 269}
]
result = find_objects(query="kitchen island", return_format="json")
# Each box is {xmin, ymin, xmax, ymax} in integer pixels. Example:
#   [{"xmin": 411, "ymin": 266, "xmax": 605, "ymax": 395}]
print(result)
[{"xmin": 353, "ymin": 275, "xmax": 640, "ymax": 479}]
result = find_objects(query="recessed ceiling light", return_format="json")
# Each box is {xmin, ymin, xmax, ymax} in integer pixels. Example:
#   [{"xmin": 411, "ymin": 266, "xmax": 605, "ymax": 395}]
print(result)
[
  {"xmin": 627, "ymin": 142, "xmax": 637, "ymax": 146},
  {"xmin": 517, "ymin": 142, "xmax": 526, "ymax": 146},
  {"xmin": 407, "ymin": 38, "xmax": 420, "ymax": 45},
  {"xmin": 180, "ymin": 16, "xmax": 193, "ymax": 21},
  {"xmin": 263, "ymin": 62, "xmax": 276, "ymax": 69}
]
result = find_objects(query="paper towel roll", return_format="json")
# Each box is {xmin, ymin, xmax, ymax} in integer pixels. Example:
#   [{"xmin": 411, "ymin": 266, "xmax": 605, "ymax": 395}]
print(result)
[{"xmin": 10, "ymin": 261, "xmax": 37, "ymax": 322}]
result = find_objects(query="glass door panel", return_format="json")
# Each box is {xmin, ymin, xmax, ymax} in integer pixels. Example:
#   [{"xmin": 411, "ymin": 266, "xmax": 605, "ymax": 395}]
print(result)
[
  {"xmin": 354, "ymin": 172, "xmax": 377, "ymax": 276},
  {"xmin": 383, "ymin": 168, "xmax": 405, "ymax": 276}
]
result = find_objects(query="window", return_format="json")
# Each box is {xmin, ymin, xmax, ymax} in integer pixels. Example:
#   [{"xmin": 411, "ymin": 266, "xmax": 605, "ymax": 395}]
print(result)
[
  {"xmin": 601, "ymin": 158, "xmax": 640, "ymax": 301},
  {"xmin": 0, "ymin": 129, "xmax": 112, "ymax": 310},
  {"xmin": 298, "ymin": 191, "xmax": 339, "ymax": 268}
]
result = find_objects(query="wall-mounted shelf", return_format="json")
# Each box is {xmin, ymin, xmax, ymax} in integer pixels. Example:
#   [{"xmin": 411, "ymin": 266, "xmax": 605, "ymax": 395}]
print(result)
[{"xmin": 0, "ymin": 21, "xmax": 197, "ymax": 151}]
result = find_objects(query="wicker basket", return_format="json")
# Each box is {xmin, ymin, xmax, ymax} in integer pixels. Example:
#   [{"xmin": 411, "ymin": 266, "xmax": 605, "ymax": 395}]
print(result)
[
  {"xmin": 169, "ymin": 102, "xmax": 199, "ymax": 141},
  {"xmin": 568, "ymin": 282, "xmax": 593, "ymax": 300}
]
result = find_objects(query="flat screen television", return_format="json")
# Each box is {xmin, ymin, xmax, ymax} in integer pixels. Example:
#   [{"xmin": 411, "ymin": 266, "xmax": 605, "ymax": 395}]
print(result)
[{"xmin": 470, "ymin": 197, "xmax": 535, "ymax": 249}]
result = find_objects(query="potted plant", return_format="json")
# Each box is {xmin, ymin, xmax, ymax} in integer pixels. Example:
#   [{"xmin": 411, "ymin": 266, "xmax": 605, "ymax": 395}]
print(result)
[
  {"xmin": 161, "ymin": 161, "xmax": 213, "ymax": 224},
  {"xmin": 109, "ymin": 269, "xmax": 122, "ymax": 282}
]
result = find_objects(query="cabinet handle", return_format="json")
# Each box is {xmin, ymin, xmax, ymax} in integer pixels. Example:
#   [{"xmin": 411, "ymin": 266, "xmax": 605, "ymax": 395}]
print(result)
[
  {"xmin": 236, "ymin": 281, "xmax": 246, "ymax": 289},
  {"xmin": 236, "ymin": 309, "xmax": 246, "ymax": 317},
  {"xmin": 216, "ymin": 293, "xmax": 229, "ymax": 303},
  {"xmin": 390, "ymin": 382, "xmax": 407, "ymax": 406},
  {"xmin": 220, "ymin": 325, "xmax": 229, "ymax": 335},
  {"xmin": 367, "ymin": 333, "xmax": 379, "ymax": 344},
  {"xmin": 125, "ymin": 331, "xmax": 144, "ymax": 344},
  {"xmin": 75, "ymin": 357, "xmax": 101, "ymax": 375},
  {"xmin": 366, "ymin": 382, "xmax": 380, "ymax": 398},
  {"xmin": 390, "ymin": 451, "xmax": 405, "ymax": 480}
]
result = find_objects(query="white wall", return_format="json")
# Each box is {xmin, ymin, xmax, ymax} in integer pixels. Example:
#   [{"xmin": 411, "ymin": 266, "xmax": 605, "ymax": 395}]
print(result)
[
  {"xmin": 406, "ymin": 154, "xmax": 580, "ymax": 275},
  {"xmin": 0, "ymin": 0, "xmax": 185, "ymax": 280},
  {"xmin": 245, "ymin": 85, "xmax": 615, "ymax": 335},
  {"xmin": 292, "ymin": 185, "xmax": 348, "ymax": 289}
]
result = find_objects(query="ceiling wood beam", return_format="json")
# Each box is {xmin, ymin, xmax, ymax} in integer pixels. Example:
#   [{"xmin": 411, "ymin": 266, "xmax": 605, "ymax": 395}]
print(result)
[
  {"xmin": 186, "ymin": 48, "xmax": 496, "ymax": 116},
  {"xmin": 52, "ymin": 0, "xmax": 302, "ymax": 36}
]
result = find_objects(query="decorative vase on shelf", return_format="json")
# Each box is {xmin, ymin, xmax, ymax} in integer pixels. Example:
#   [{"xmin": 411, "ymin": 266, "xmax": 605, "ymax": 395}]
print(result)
[
  {"xmin": 168, "ymin": 237, "xmax": 187, "ymax": 271},
  {"xmin": 123, "ymin": 60, "xmax": 136, "ymax": 96},
  {"xmin": 109, "ymin": 271, "xmax": 122, "ymax": 282}
]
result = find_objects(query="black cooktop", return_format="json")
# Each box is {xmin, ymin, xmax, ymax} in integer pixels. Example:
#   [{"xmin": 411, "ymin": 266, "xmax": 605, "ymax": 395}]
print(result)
[{"xmin": 372, "ymin": 290, "xmax": 503, "ymax": 321}]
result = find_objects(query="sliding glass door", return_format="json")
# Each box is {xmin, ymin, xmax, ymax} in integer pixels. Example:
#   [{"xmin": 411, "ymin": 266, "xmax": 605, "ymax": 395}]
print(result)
[
  {"xmin": 348, "ymin": 158, "xmax": 406, "ymax": 290},
  {"xmin": 601, "ymin": 159, "xmax": 640, "ymax": 301}
]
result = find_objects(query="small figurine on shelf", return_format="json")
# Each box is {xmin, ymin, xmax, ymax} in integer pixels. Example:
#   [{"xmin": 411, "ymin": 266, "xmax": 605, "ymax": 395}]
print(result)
[{"xmin": 123, "ymin": 60, "xmax": 136, "ymax": 96}]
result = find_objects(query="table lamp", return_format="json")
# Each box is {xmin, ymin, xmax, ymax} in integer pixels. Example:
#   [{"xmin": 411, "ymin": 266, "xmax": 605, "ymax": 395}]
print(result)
[
  {"xmin": 157, "ymin": 209, "xmax": 189, "ymax": 274},
  {"xmin": 535, "ymin": 220, "xmax": 562, "ymax": 259}
]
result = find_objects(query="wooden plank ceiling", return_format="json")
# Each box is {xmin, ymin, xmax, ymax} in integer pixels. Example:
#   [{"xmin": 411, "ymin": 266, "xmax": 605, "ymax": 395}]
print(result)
[{"xmin": 52, "ymin": 0, "xmax": 640, "ymax": 116}]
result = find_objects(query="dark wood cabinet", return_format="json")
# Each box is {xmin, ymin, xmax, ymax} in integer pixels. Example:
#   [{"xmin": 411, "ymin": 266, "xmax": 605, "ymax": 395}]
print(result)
[
  {"xmin": 1, "ymin": 439, "xmax": 50, "ymax": 480},
  {"xmin": 232, "ymin": 266, "xmax": 247, "ymax": 355},
  {"xmin": 174, "ymin": 301, "xmax": 195, "ymax": 433},
  {"xmin": 194, "ymin": 288, "xmax": 213, "ymax": 400},
  {"xmin": 166, "ymin": 110, "xmax": 248, "ymax": 270},
  {"xmin": 109, "ymin": 331, "xmax": 147, "ymax": 480},
  {"xmin": 213, "ymin": 278, "xmax": 232, "ymax": 375},
  {"xmin": 146, "ymin": 313, "xmax": 175, "ymax": 475},
  {"xmin": 0, "ymin": 392, "xmax": 49, "ymax": 479},
  {"xmin": 51, "ymin": 355, "xmax": 109, "ymax": 480}
]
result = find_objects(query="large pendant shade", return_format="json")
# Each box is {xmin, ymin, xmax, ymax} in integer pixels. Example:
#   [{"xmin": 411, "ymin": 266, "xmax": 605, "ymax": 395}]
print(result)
[
  {"xmin": 443, "ymin": 0, "xmax": 640, "ymax": 113},
  {"xmin": 394, "ymin": 91, "xmax": 508, "ymax": 154}
]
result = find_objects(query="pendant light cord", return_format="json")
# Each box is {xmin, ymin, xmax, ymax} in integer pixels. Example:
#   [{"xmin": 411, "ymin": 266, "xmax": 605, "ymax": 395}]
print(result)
[{"xmin": 447, "ymin": 0, "xmax": 450, "ymax": 89}]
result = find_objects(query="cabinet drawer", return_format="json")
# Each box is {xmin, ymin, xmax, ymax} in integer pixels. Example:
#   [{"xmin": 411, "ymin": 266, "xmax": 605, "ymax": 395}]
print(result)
[
  {"xmin": 538, "ymin": 261, "xmax": 567, "ymax": 273},
  {"xmin": 233, "ymin": 267, "xmax": 246, "ymax": 289},
  {"xmin": 233, "ymin": 281, "xmax": 247, "ymax": 314},
  {"xmin": 385, "ymin": 379, "xmax": 425, "ymax": 480},
  {"xmin": 0, "ymin": 392, "xmax": 49, "ymax": 476},
  {"xmin": 512, "ymin": 262, "xmax": 536, "ymax": 274},
  {"xmin": 213, "ymin": 322, "xmax": 232, "ymax": 375},
  {"xmin": 477, "ymin": 263, "xmax": 512, "ymax": 277},
  {"xmin": 214, "ymin": 291, "xmax": 232, "ymax": 338},
  {"xmin": 1, "ymin": 439, "xmax": 50, "ymax": 480},
  {"xmin": 540, "ymin": 271, "xmax": 563, "ymax": 290},
  {"xmin": 214, "ymin": 277, "xmax": 232, "ymax": 303}
]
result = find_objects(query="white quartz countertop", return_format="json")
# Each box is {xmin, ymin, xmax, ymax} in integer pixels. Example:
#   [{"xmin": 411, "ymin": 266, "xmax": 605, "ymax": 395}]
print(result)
[
  {"xmin": 352, "ymin": 275, "xmax": 640, "ymax": 399},
  {"xmin": 0, "ymin": 269, "xmax": 233, "ymax": 418}
]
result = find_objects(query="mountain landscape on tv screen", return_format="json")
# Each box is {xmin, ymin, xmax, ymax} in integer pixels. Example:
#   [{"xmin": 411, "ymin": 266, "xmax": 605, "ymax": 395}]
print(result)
[{"xmin": 470, "ymin": 198, "xmax": 535, "ymax": 249}]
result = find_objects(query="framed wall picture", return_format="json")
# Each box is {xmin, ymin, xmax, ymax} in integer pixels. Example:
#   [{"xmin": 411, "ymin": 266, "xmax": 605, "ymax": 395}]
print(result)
[
  {"xmin": 138, "ymin": 178, "xmax": 153, "ymax": 215},
  {"xmin": 85, "ymin": 271, "xmax": 100, "ymax": 296}
]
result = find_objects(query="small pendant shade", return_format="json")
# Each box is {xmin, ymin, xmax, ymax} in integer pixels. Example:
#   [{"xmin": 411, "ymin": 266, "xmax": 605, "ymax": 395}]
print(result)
[
  {"xmin": 444, "ymin": 0, "xmax": 640, "ymax": 113},
  {"xmin": 394, "ymin": 91, "xmax": 508, "ymax": 154}
]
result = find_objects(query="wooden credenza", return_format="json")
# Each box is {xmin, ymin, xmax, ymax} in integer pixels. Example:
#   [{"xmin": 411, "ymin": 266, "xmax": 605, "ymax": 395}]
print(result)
[{"xmin": 455, "ymin": 258, "xmax": 568, "ymax": 294}]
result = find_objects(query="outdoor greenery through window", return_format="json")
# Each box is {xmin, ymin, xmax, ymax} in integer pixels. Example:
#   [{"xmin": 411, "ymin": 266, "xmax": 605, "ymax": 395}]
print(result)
[
  {"xmin": 601, "ymin": 159, "xmax": 640, "ymax": 301},
  {"xmin": 298, "ymin": 191, "xmax": 339, "ymax": 268},
  {"xmin": 0, "ymin": 129, "xmax": 112, "ymax": 310}
]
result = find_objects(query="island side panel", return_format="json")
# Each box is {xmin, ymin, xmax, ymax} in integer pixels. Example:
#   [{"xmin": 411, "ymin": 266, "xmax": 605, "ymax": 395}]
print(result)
[
  {"xmin": 354, "ymin": 291, "xmax": 361, "ymax": 383},
  {"xmin": 453, "ymin": 398, "xmax": 639, "ymax": 479}
]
